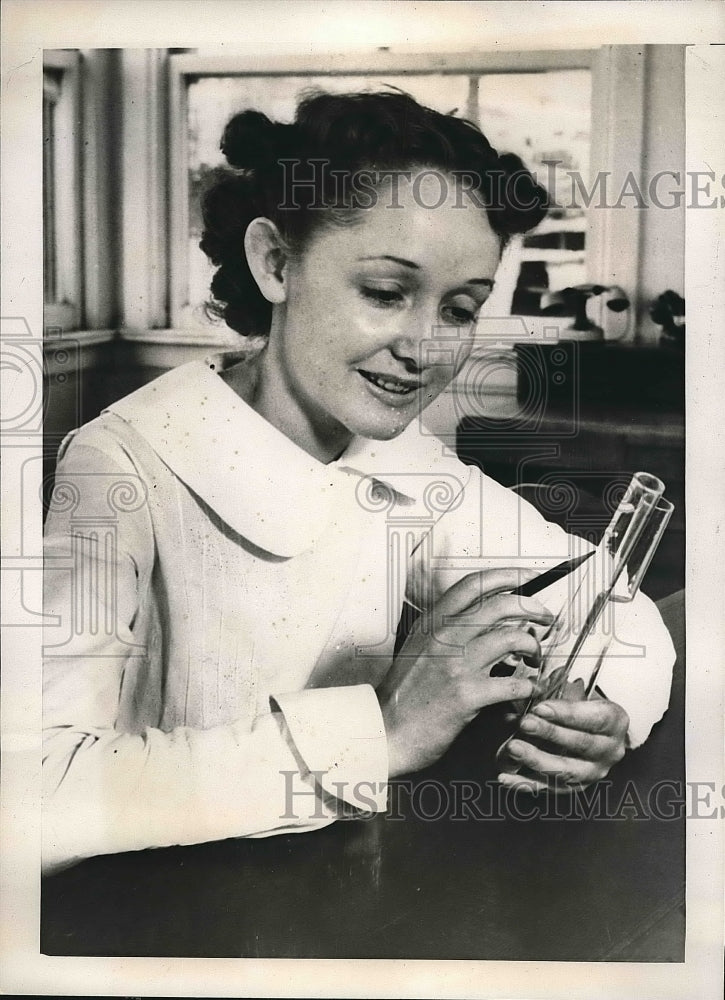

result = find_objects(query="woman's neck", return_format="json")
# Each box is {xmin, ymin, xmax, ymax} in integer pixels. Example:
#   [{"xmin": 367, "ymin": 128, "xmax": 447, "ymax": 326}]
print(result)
[{"xmin": 221, "ymin": 347, "xmax": 352, "ymax": 464}]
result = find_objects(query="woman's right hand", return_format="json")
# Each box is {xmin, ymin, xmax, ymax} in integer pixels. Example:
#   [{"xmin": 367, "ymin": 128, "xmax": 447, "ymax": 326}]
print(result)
[{"xmin": 377, "ymin": 569, "xmax": 554, "ymax": 778}]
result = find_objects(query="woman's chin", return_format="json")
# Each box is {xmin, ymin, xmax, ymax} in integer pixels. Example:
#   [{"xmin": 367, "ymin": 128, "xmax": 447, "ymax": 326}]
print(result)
[{"xmin": 347, "ymin": 411, "xmax": 417, "ymax": 441}]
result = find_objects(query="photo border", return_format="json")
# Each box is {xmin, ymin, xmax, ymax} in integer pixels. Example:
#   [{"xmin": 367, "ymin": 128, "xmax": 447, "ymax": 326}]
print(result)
[{"xmin": 2, "ymin": 2, "xmax": 723, "ymax": 997}]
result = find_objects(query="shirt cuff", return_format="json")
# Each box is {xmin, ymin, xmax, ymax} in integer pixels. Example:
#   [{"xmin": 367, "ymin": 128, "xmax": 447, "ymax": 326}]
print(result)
[{"xmin": 270, "ymin": 684, "xmax": 389, "ymax": 813}]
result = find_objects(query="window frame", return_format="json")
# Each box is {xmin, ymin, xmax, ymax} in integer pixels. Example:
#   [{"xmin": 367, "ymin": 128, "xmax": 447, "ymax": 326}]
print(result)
[
  {"xmin": 37, "ymin": 45, "xmax": 653, "ymax": 385},
  {"xmin": 43, "ymin": 49, "xmax": 82, "ymax": 335},
  {"xmin": 166, "ymin": 47, "xmax": 611, "ymax": 338},
  {"xmin": 42, "ymin": 48, "xmax": 120, "ymax": 349}
]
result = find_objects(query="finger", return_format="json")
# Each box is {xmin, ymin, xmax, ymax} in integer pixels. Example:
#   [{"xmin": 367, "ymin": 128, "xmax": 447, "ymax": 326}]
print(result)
[
  {"xmin": 435, "ymin": 568, "xmax": 541, "ymax": 619},
  {"xmin": 504, "ymin": 738, "xmax": 604, "ymax": 785},
  {"xmin": 433, "ymin": 597, "xmax": 540, "ymax": 655},
  {"xmin": 498, "ymin": 771, "xmax": 581, "ymax": 795},
  {"xmin": 436, "ymin": 624, "xmax": 544, "ymax": 660},
  {"xmin": 467, "ymin": 675, "xmax": 535, "ymax": 711},
  {"xmin": 531, "ymin": 699, "xmax": 629, "ymax": 736},
  {"xmin": 444, "ymin": 593, "xmax": 554, "ymax": 629},
  {"xmin": 490, "ymin": 652, "xmax": 535, "ymax": 678},
  {"xmin": 518, "ymin": 713, "xmax": 615, "ymax": 762},
  {"xmin": 466, "ymin": 626, "xmax": 541, "ymax": 671},
  {"xmin": 530, "ymin": 618, "xmax": 557, "ymax": 642},
  {"xmin": 434, "ymin": 598, "xmax": 552, "ymax": 655}
]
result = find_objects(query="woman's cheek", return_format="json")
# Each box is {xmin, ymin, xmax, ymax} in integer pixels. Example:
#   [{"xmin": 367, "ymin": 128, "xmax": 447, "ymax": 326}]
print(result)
[{"xmin": 428, "ymin": 364, "xmax": 460, "ymax": 400}]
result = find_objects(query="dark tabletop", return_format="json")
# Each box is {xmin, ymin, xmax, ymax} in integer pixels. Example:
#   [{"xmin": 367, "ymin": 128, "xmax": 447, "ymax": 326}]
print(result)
[{"xmin": 41, "ymin": 592, "xmax": 685, "ymax": 961}]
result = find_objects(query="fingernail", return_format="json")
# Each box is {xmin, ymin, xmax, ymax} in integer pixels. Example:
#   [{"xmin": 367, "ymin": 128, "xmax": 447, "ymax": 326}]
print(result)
[
  {"xmin": 534, "ymin": 704, "xmax": 555, "ymax": 719},
  {"xmin": 507, "ymin": 740, "xmax": 524, "ymax": 756},
  {"xmin": 519, "ymin": 715, "xmax": 539, "ymax": 733}
]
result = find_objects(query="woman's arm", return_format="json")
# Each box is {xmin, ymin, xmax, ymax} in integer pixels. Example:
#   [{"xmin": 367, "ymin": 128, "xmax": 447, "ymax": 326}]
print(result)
[{"xmin": 42, "ymin": 429, "xmax": 387, "ymax": 873}]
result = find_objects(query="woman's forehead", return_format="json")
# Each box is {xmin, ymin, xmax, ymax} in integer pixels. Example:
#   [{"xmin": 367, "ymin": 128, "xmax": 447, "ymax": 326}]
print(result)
[{"xmin": 310, "ymin": 169, "xmax": 501, "ymax": 274}]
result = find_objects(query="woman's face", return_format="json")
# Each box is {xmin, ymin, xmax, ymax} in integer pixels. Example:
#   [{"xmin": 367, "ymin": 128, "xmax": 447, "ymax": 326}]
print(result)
[{"xmin": 259, "ymin": 170, "xmax": 502, "ymax": 461}]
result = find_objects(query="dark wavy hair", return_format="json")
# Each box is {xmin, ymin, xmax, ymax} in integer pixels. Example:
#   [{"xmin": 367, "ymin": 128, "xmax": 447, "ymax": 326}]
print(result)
[{"xmin": 200, "ymin": 89, "xmax": 549, "ymax": 337}]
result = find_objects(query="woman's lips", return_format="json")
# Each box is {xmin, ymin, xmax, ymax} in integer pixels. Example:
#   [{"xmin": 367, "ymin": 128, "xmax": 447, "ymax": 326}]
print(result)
[{"xmin": 357, "ymin": 368, "xmax": 423, "ymax": 397}]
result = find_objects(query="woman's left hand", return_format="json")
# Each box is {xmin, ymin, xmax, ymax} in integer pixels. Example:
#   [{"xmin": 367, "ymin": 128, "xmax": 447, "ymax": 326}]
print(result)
[{"xmin": 498, "ymin": 691, "xmax": 630, "ymax": 794}]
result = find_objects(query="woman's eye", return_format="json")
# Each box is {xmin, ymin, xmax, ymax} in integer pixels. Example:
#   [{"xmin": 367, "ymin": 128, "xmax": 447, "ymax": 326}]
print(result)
[
  {"xmin": 441, "ymin": 302, "xmax": 479, "ymax": 326},
  {"xmin": 360, "ymin": 286, "xmax": 405, "ymax": 308}
]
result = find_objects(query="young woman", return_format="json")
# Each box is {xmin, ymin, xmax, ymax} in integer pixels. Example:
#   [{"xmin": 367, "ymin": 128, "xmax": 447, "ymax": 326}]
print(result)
[{"xmin": 42, "ymin": 91, "xmax": 674, "ymax": 872}]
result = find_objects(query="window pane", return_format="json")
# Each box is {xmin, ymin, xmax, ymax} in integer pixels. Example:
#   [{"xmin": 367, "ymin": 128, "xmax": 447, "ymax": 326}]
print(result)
[
  {"xmin": 183, "ymin": 69, "xmax": 590, "ymax": 322},
  {"xmin": 186, "ymin": 73, "xmax": 470, "ymax": 319},
  {"xmin": 477, "ymin": 70, "xmax": 591, "ymax": 313}
]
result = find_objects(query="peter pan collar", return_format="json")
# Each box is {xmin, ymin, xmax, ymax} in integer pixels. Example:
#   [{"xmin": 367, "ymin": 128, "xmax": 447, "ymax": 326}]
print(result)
[{"xmin": 105, "ymin": 352, "xmax": 469, "ymax": 557}]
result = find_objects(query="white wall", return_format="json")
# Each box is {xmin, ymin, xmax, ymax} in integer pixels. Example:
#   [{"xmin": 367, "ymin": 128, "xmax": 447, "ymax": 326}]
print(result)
[{"xmin": 191, "ymin": 2, "xmax": 717, "ymax": 56}]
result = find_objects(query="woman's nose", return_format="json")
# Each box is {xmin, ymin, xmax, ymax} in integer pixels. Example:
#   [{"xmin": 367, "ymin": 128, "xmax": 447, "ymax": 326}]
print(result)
[
  {"xmin": 389, "ymin": 308, "xmax": 453, "ymax": 372},
  {"xmin": 389, "ymin": 335, "xmax": 424, "ymax": 373}
]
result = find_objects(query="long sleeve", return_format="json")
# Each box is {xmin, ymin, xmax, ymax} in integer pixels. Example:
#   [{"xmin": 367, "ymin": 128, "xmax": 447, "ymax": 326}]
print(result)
[{"xmin": 42, "ymin": 433, "xmax": 387, "ymax": 874}]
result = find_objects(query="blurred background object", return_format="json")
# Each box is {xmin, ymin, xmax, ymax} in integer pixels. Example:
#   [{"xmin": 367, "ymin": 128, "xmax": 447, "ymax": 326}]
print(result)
[
  {"xmin": 650, "ymin": 290, "xmax": 685, "ymax": 351},
  {"xmin": 540, "ymin": 283, "xmax": 631, "ymax": 341}
]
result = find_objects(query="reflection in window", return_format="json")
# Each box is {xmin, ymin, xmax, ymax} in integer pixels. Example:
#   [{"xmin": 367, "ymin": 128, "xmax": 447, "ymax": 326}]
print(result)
[{"xmin": 184, "ymin": 69, "xmax": 590, "ymax": 321}]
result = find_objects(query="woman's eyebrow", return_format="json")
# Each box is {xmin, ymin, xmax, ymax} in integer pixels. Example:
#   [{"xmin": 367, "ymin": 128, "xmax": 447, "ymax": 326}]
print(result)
[
  {"xmin": 358, "ymin": 254, "xmax": 420, "ymax": 269},
  {"xmin": 358, "ymin": 256, "xmax": 494, "ymax": 287}
]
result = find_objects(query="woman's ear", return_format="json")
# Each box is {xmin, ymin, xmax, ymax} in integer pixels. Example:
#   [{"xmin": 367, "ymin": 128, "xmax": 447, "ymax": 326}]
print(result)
[{"xmin": 244, "ymin": 218, "xmax": 289, "ymax": 304}]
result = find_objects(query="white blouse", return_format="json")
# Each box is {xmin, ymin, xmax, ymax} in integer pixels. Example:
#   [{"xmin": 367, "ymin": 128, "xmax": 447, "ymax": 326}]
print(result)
[{"xmin": 42, "ymin": 352, "xmax": 674, "ymax": 871}]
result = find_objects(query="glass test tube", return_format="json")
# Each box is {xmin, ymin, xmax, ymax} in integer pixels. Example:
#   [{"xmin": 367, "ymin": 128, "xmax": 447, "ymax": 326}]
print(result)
[{"xmin": 496, "ymin": 471, "xmax": 675, "ymax": 777}]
